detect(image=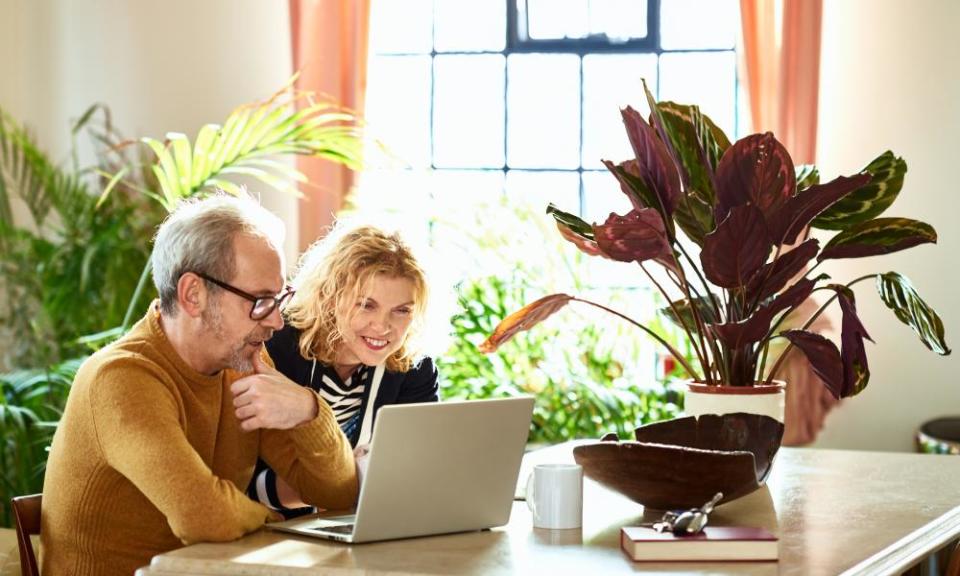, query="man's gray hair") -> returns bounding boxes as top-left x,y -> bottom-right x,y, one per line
152,193 -> 285,316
